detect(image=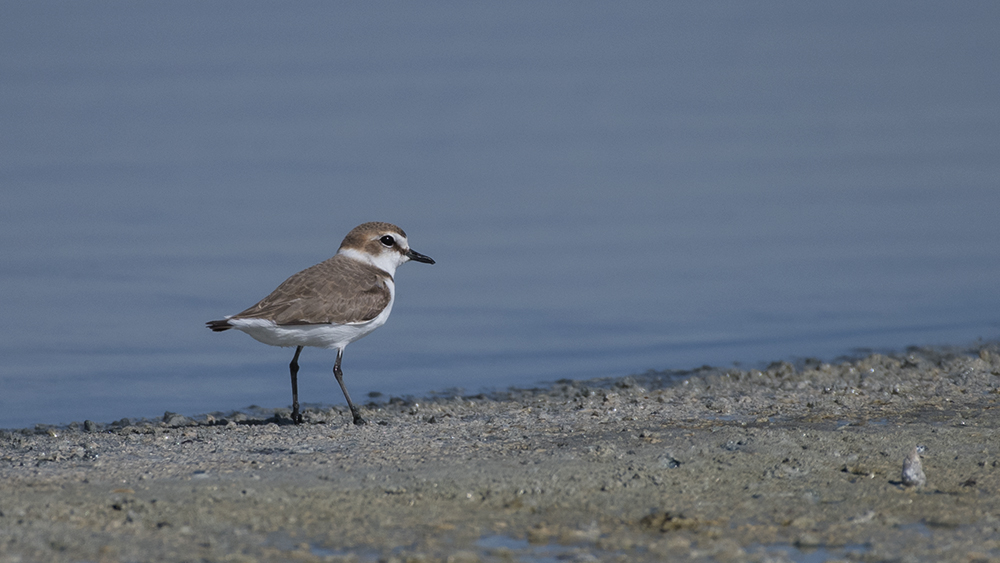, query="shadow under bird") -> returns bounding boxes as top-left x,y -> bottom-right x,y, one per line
206,222 -> 435,425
